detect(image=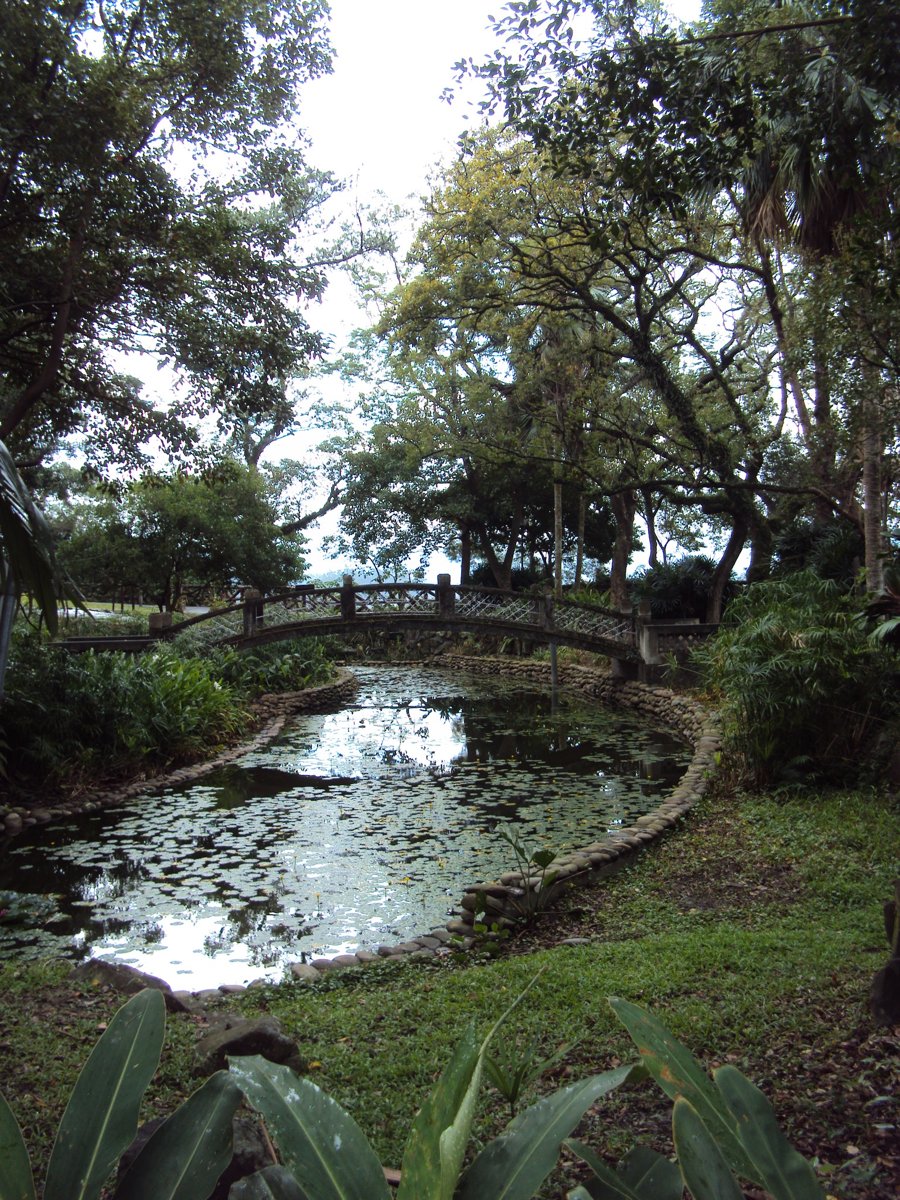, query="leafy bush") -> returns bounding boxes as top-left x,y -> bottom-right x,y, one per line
771,517 -> 865,585
207,638 -> 335,696
630,555 -> 734,620
0,987 -> 826,1200
0,636 -> 249,786
693,571 -> 900,787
